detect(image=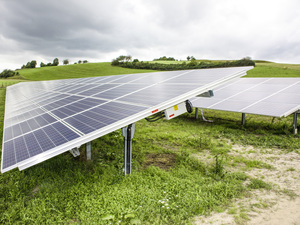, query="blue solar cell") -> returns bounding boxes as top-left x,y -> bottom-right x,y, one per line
42,124 -> 68,146
131,71 -> 183,84
29,108 -> 45,117
77,98 -> 105,107
33,129 -> 55,151
4,126 -> 13,140
59,107 -> 76,116
14,136 -> 30,162
43,103 -> 59,111
42,114 -> 57,123
52,122 -> 80,141
19,121 -> 31,134
21,112 -> 32,121
72,114 -> 107,129
111,102 -> 147,114
52,84 -> 73,92
72,102 -> 91,110
78,84 -> 117,96
87,108 -> 127,121
64,117 -> 96,134
38,94 -> 69,106
51,109 -> 68,119
60,95 -> 83,104
77,111 -> 117,126
64,104 -> 83,112
12,124 -> 22,137
24,133 -> 43,156
92,83 -> 150,99
35,115 -> 50,127
67,84 -> 97,94
27,118 -> 41,130
2,141 -> 15,169
118,94 -> 164,105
